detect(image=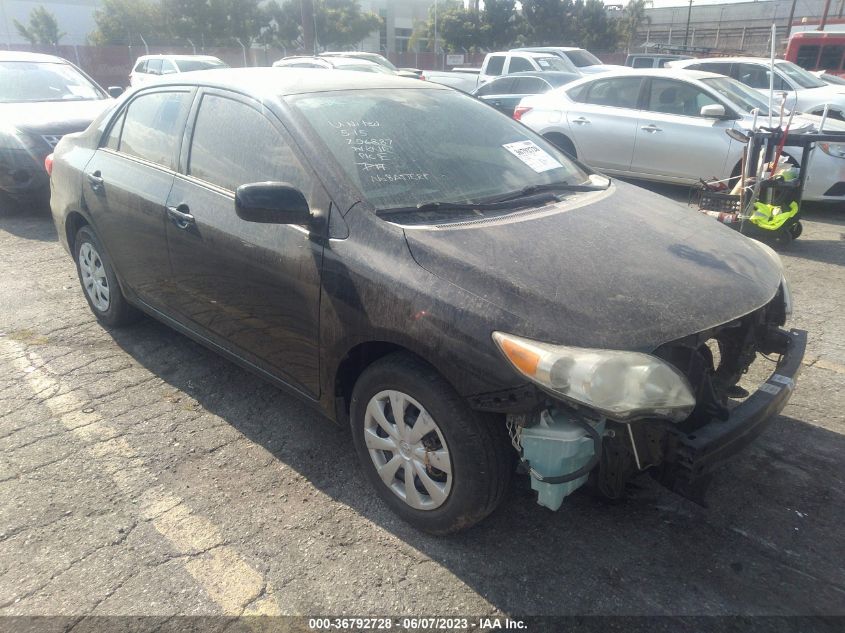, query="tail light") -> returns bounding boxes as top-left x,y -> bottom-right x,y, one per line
513,106 -> 532,122
44,153 -> 54,176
